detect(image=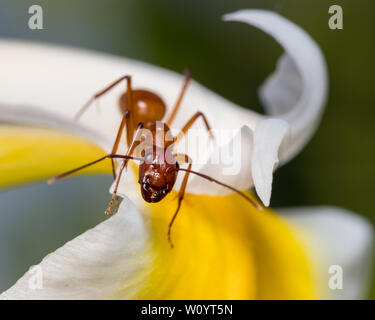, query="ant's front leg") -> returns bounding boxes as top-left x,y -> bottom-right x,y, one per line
109,110 -> 129,179
105,122 -> 144,215
168,153 -> 193,248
